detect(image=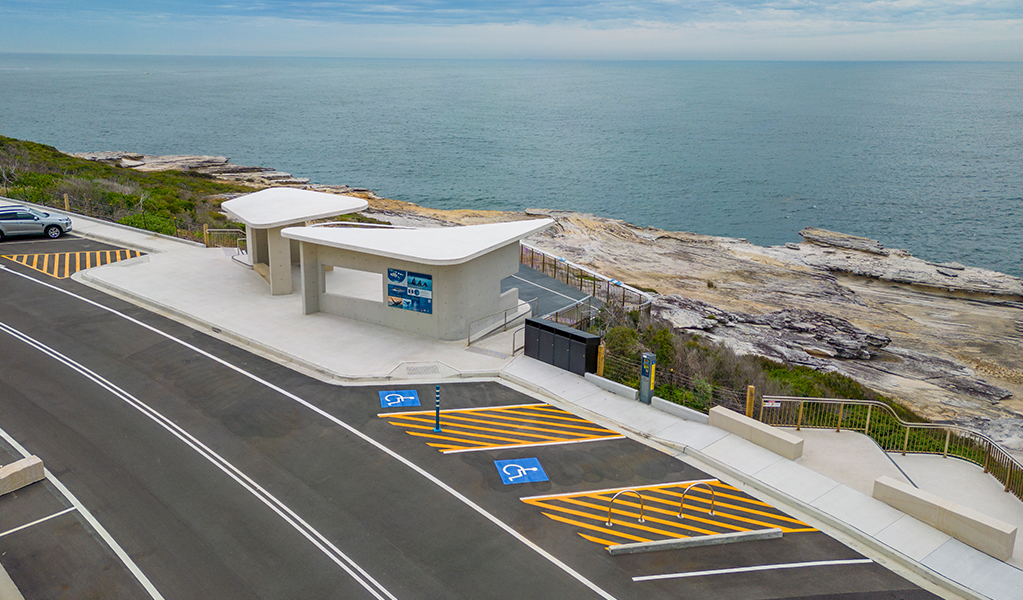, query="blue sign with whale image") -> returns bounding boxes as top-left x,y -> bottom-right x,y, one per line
495,458 -> 549,485
387,268 -> 433,314
378,390 -> 421,408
